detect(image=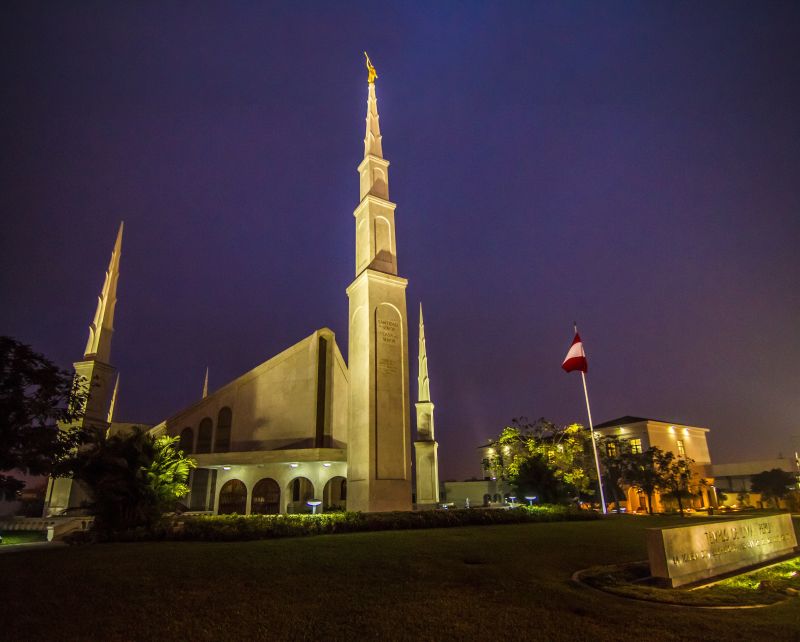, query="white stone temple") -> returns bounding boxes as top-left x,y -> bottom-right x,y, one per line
44,59 -> 440,517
